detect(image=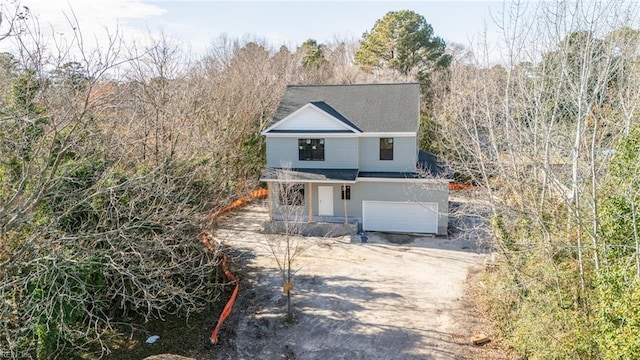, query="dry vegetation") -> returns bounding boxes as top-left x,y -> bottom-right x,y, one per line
0,3 -> 407,358
428,1 -> 640,358
2,0 -> 640,358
